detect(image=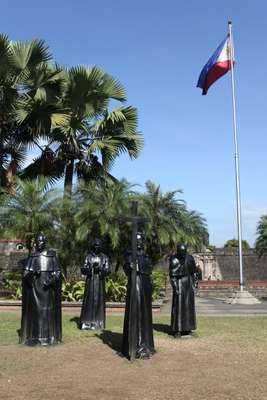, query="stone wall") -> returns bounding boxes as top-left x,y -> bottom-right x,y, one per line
194,249 -> 267,281
0,241 -> 27,273
1,241 -> 267,282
